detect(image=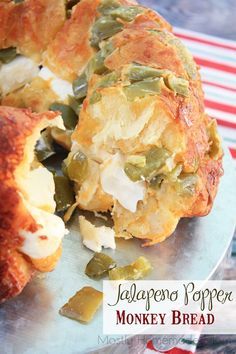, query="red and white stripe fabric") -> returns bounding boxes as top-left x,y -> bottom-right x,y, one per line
144,28 -> 236,354
145,334 -> 200,354
174,27 -> 236,168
